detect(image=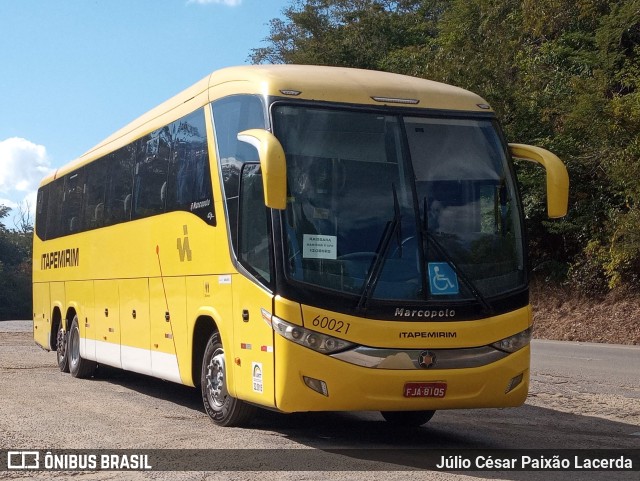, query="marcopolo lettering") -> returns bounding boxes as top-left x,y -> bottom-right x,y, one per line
394,307 -> 456,319
41,248 -> 80,270
190,199 -> 211,211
